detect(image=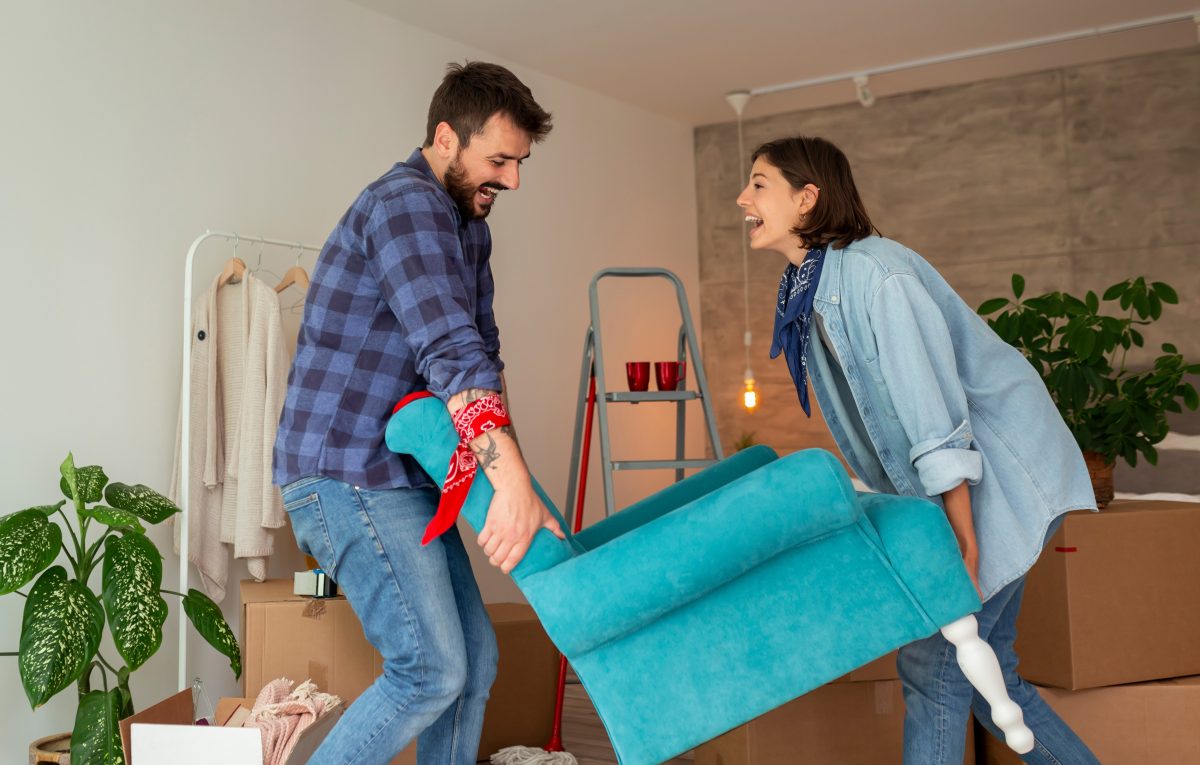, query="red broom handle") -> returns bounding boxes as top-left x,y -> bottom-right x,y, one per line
545,372 -> 596,752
